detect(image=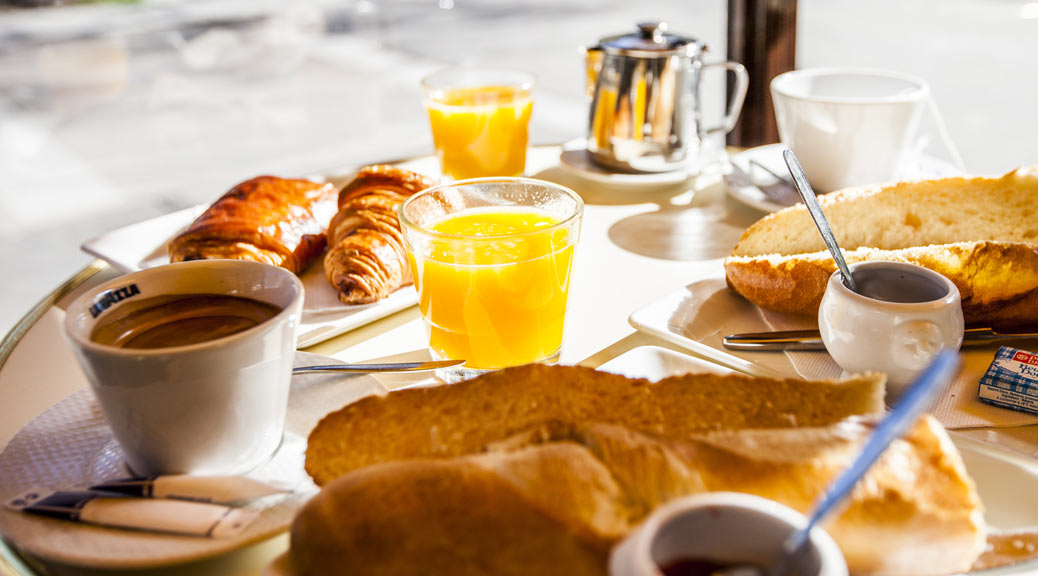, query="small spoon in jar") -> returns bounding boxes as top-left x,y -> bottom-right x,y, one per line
782,149 -> 858,293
